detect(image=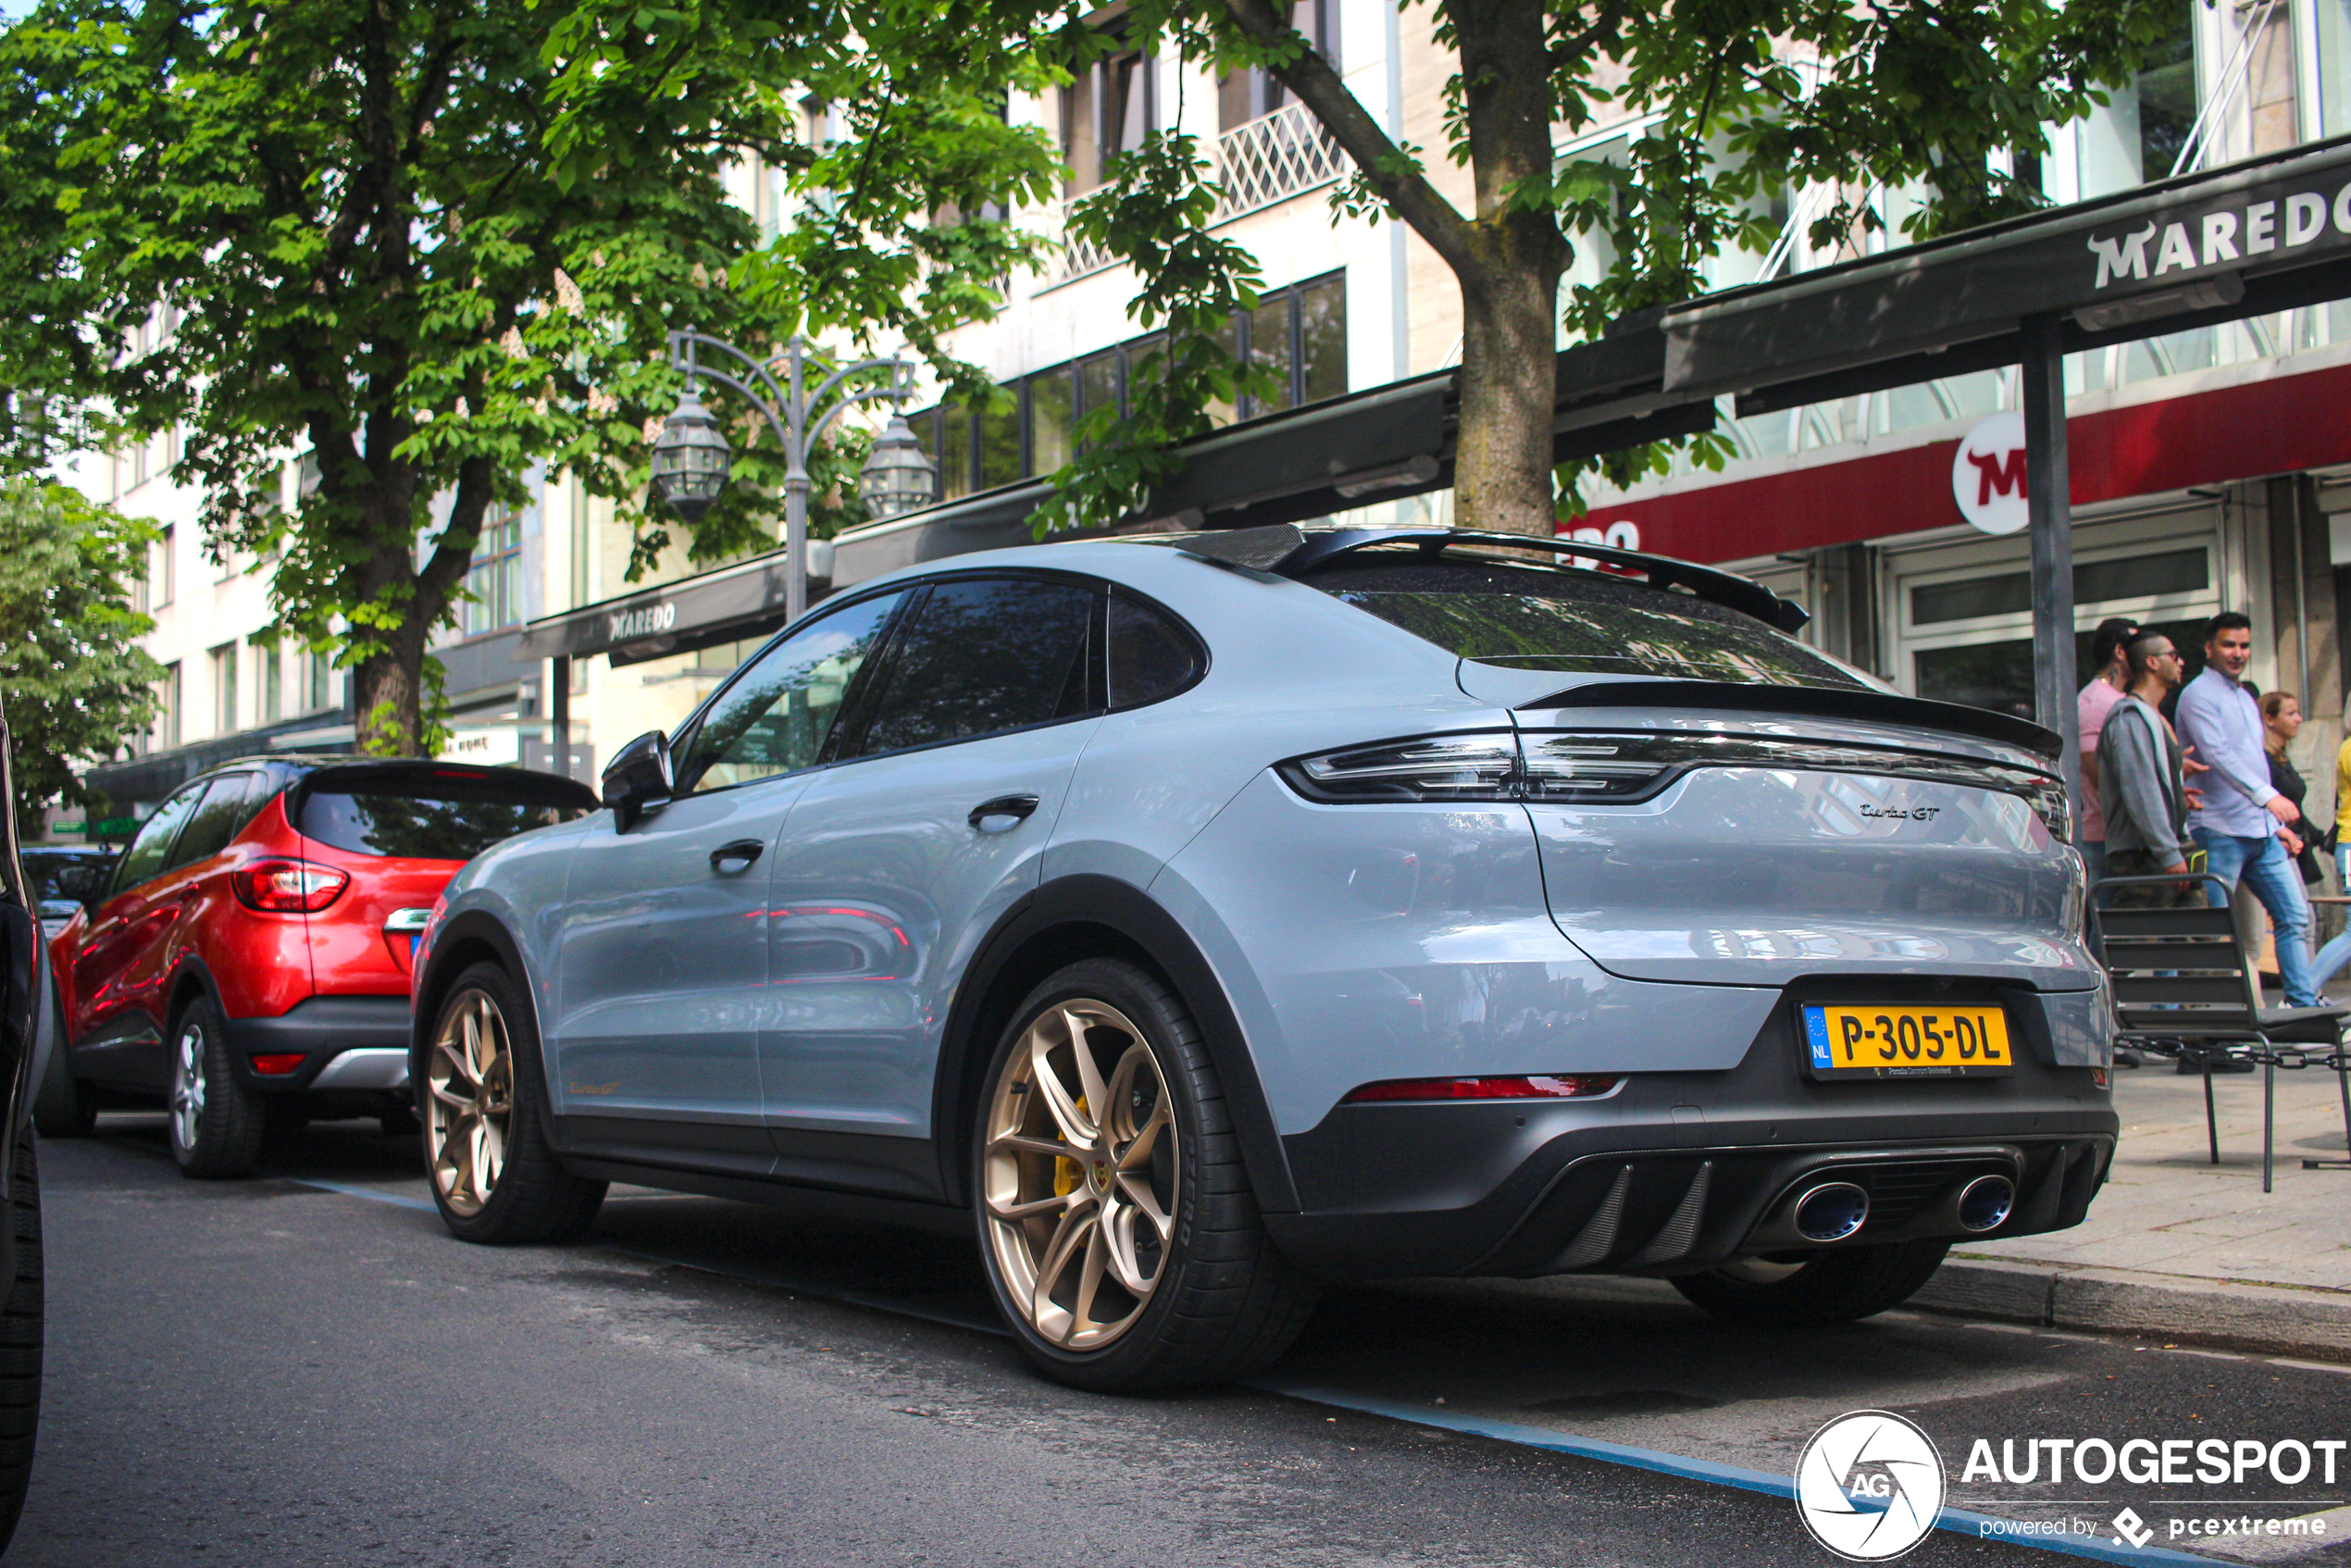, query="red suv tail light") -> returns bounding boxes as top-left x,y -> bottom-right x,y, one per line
231,859 -> 350,913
